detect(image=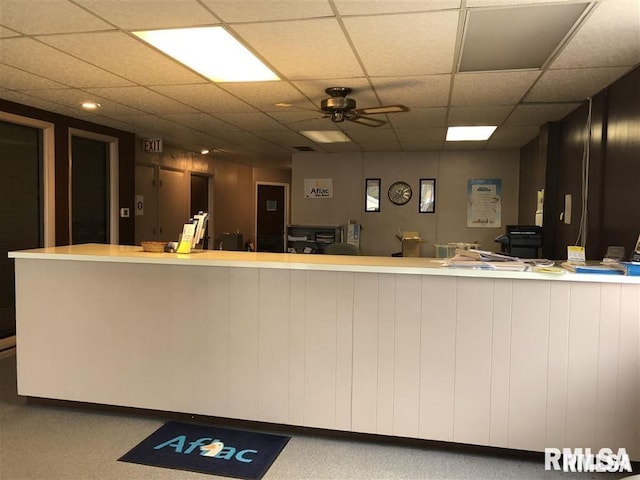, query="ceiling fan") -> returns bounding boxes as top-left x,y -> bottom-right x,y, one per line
278,87 -> 409,127
319,87 -> 409,127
